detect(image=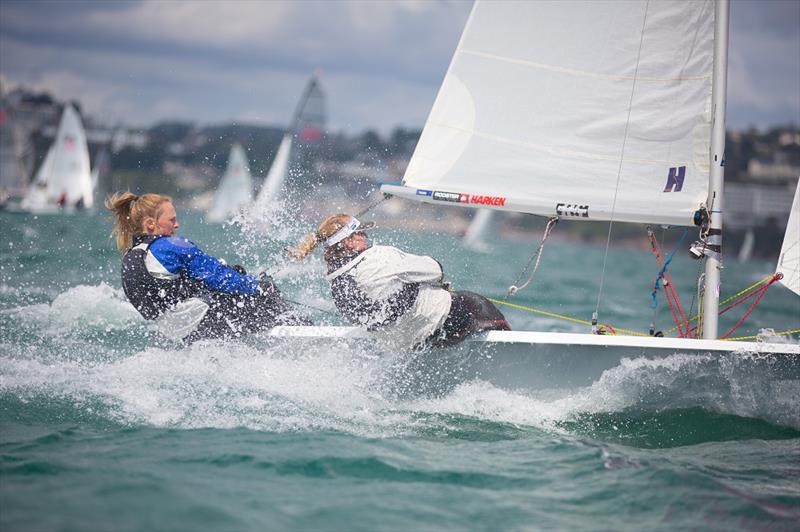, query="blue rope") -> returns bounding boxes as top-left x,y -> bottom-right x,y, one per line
650,229 -> 689,309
